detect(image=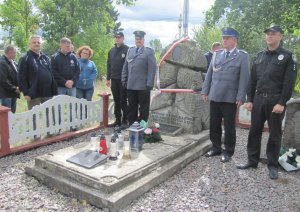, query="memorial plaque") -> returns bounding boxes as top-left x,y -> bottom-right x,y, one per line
66,149 -> 107,169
